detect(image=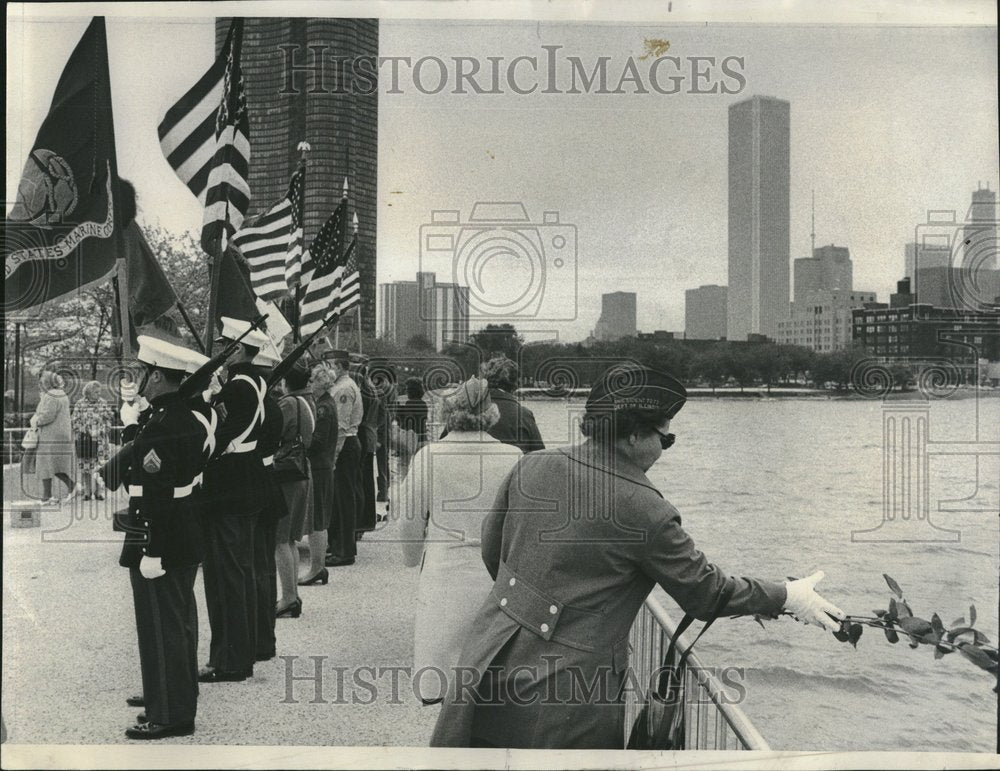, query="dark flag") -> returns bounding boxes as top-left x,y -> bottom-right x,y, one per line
216,244 -> 260,325
4,17 -> 134,312
232,164 -> 305,300
157,18 -> 250,253
124,221 -> 177,327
